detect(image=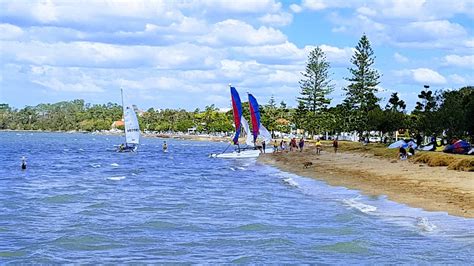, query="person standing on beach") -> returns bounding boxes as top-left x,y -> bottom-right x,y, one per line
298,137 -> 304,152
262,140 -> 266,153
315,138 -> 322,155
333,137 -> 338,153
273,140 -> 279,153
